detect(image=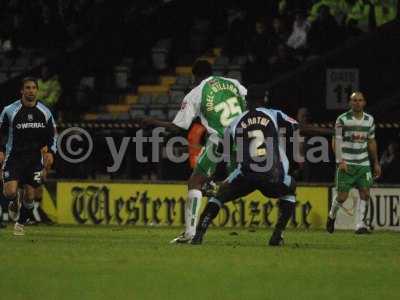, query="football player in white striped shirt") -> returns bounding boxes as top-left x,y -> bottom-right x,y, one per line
327,92 -> 381,234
